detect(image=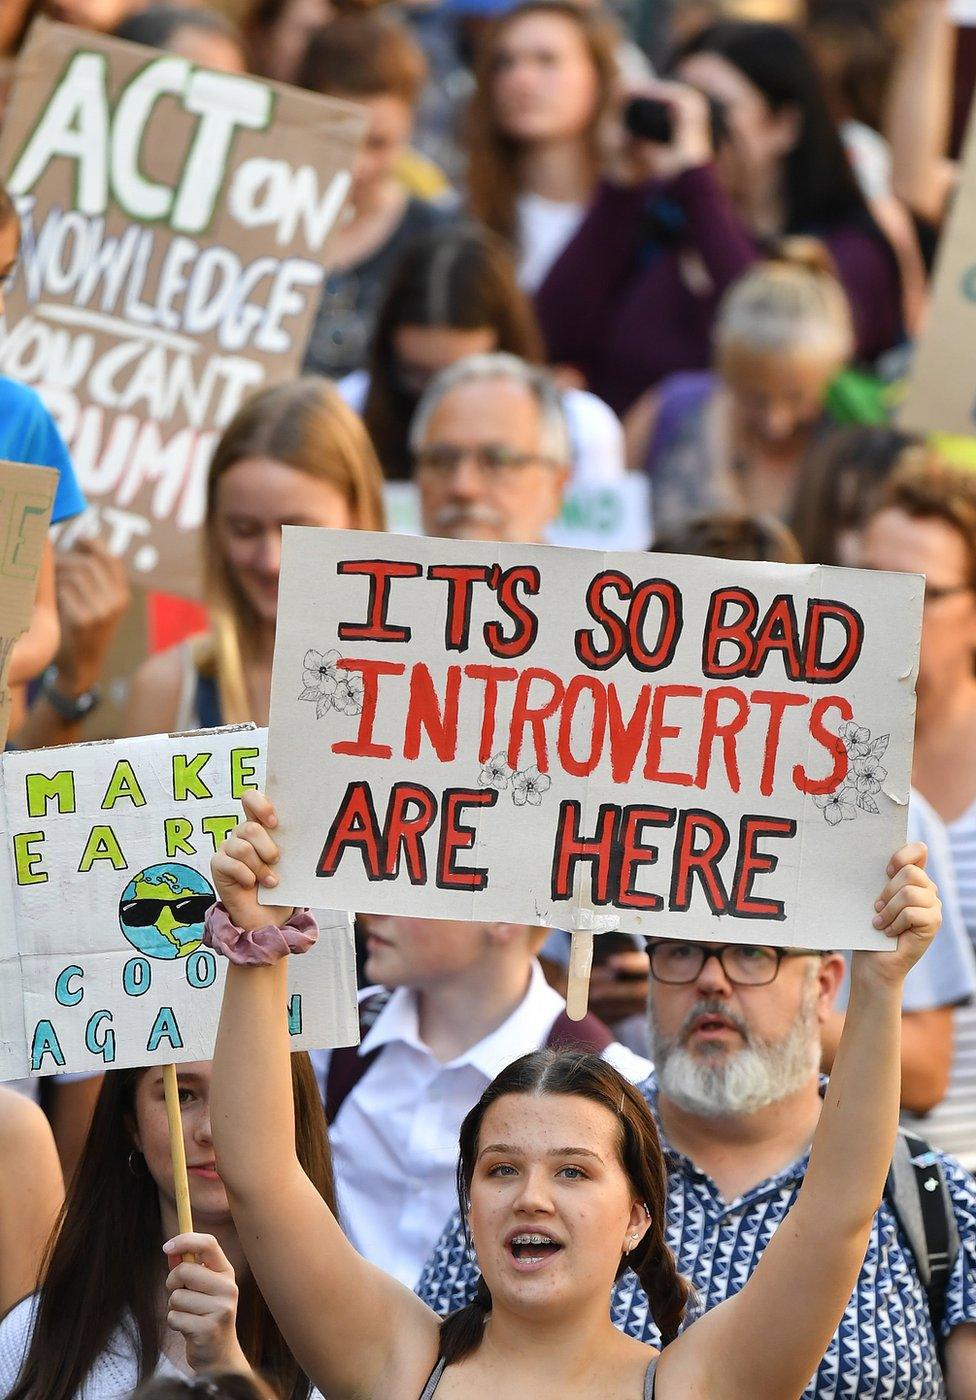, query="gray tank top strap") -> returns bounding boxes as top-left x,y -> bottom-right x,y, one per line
418,1354 -> 657,1398
419,1356 -> 447,1399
